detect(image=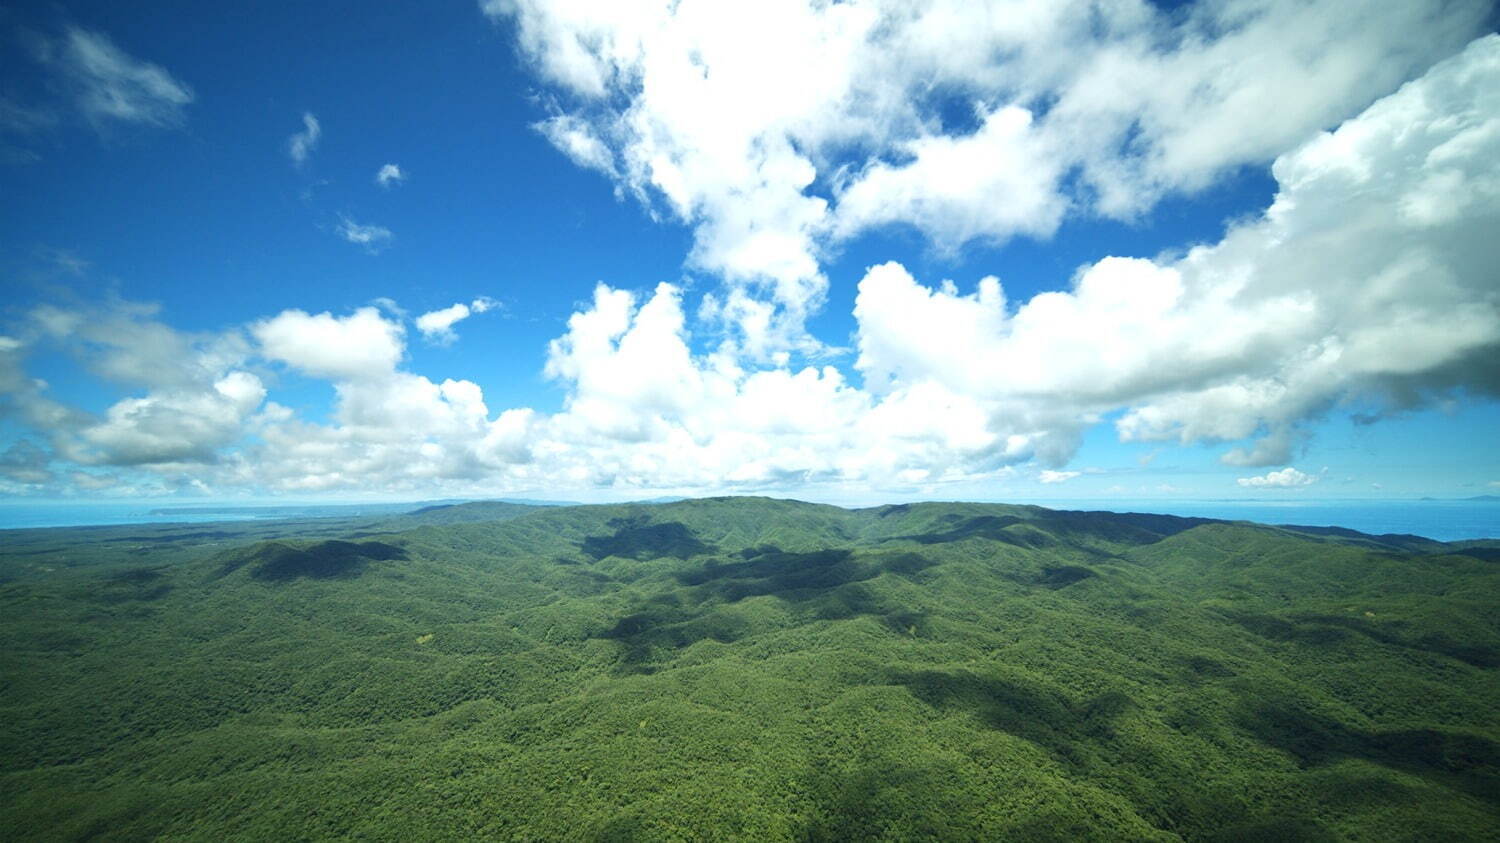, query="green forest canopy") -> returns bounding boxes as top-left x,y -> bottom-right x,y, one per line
1,497 -> 1497,840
